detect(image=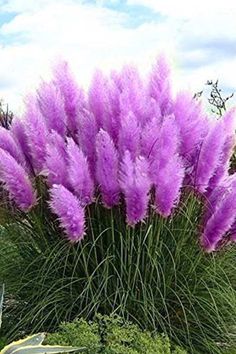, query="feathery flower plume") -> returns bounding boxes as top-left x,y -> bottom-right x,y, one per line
201,176 -> 236,252
49,184 -> 85,243
149,115 -> 180,179
88,70 -> 111,131
194,120 -> 225,193
107,73 -> 121,138
77,109 -> 98,177
118,111 -> 140,160
154,157 -> 184,217
11,118 -> 31,161
140,117 -> 161,159
120,151 -> 151,225
150,116 -> 184,216
203,176 -> 231,226
44,131 -> 69,188
207,135 -> 236,192
96,129 -> 120,207
67,138 -> 94,205
0,148 -> 37,211
119,65 -> 149,125
37,81 -> 66,136
0,126 -> 26,166
53,60 -> 86,136
148,55 -> 172,116
207,109 -> 236,192
24,96 -> 48,173
173,91 -> 209,163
